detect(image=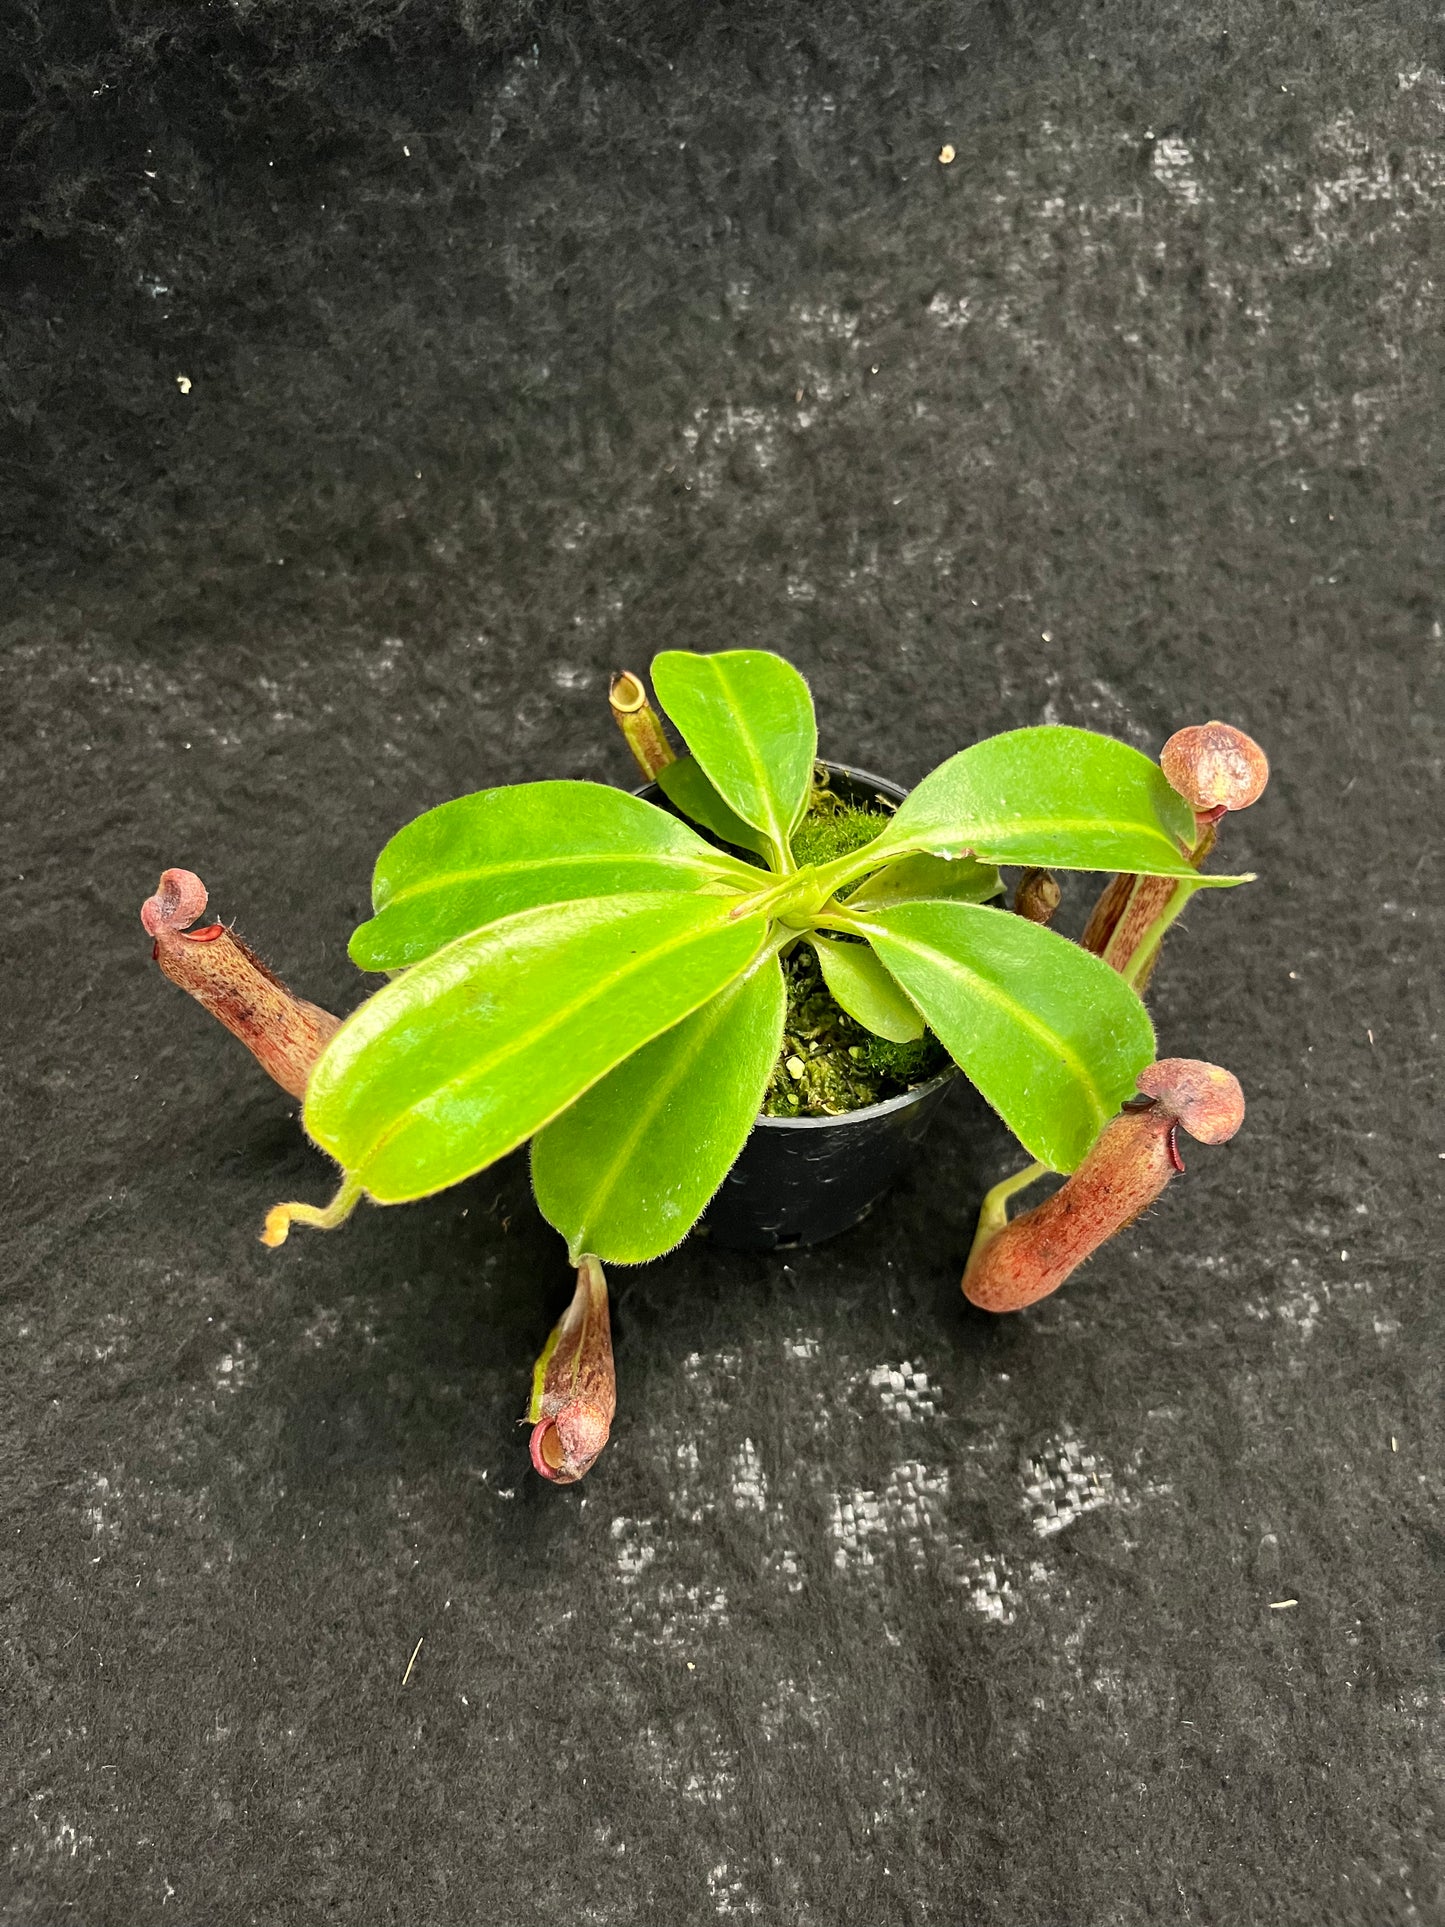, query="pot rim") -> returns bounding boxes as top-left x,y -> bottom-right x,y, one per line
807,760 -> 912,801
753,1060 -> 958,1131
